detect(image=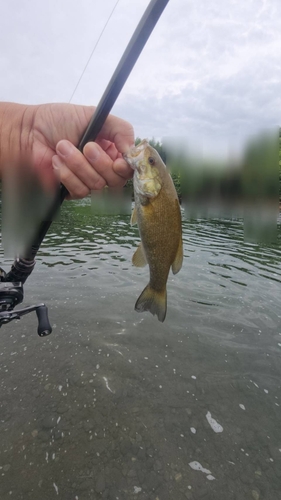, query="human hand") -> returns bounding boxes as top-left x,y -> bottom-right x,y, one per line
0,102 -> 134,199
32,103 -> 135,198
